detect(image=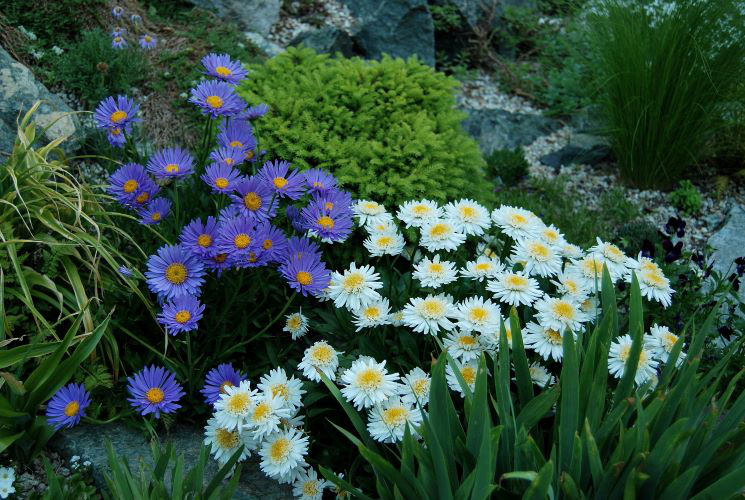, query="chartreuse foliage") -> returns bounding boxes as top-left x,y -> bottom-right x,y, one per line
238,47 -> 492,207
323,269 -> 745,499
